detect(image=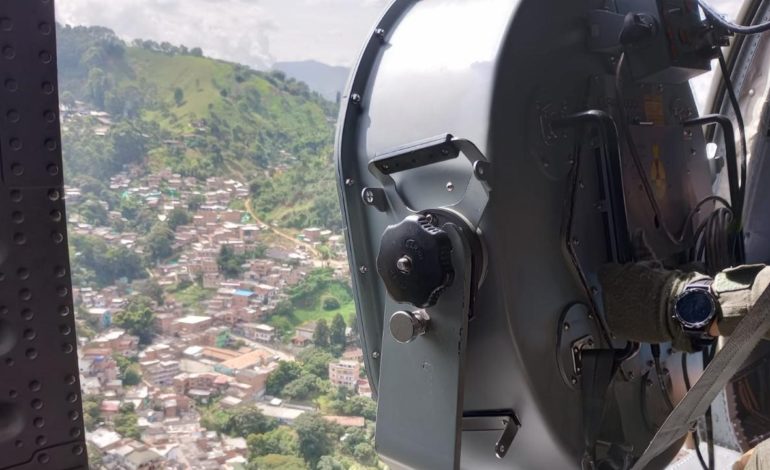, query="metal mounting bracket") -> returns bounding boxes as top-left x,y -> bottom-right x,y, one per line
376,224 -> 474,470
